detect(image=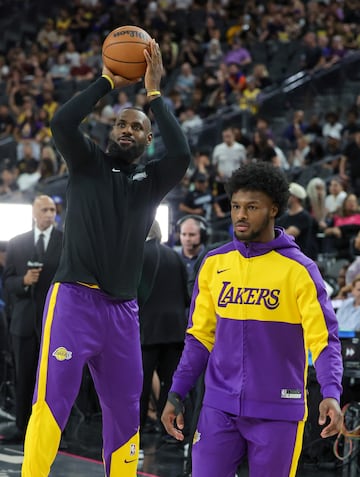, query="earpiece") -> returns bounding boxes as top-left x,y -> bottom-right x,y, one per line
176,215 -> 208,244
